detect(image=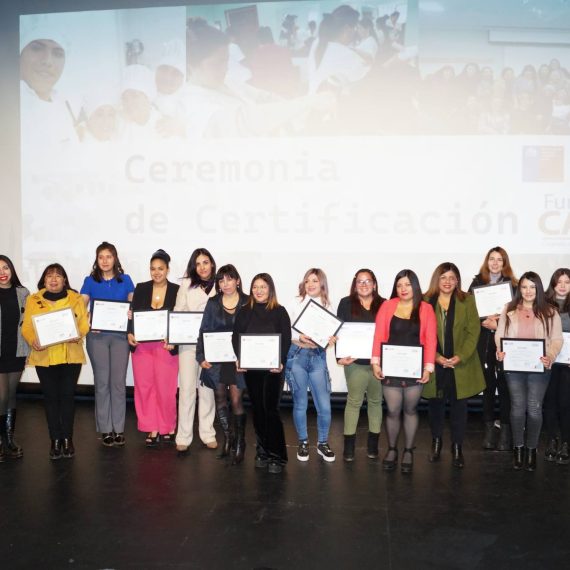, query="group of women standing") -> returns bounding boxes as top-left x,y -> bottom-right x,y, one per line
0,245 -> 569,475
